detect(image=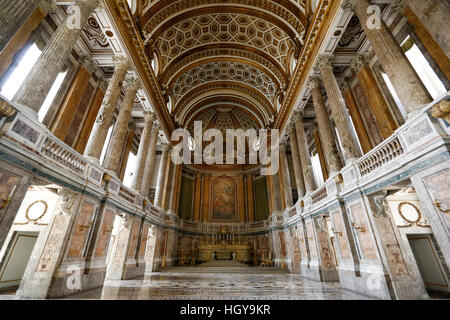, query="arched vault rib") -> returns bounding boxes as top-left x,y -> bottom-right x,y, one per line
142,1 -> 307,39
169,61 -> 279,105
183,97 -> 266,129
175,87 -> 274,126
160,46 -> 287,88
